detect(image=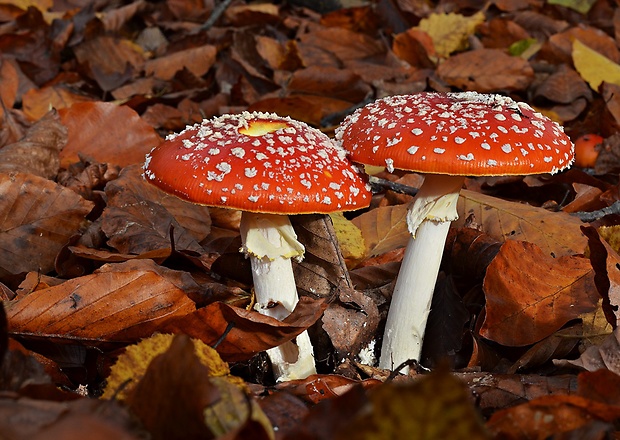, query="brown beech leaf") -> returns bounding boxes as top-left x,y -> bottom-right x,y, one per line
554,327 -> 620,374
444,227 -> 502,282
291,214 -> 353,299
486,394 -> 620,439
161,297 -> 328,362
99,165 -> 210,256
58,101 -> 162,168
0,397 -> 141,440
582,225 -> 620,328
481,240 -> 597,346
298,26 -> 384,62
0,109 -> 66,179
577,369 -> 620,406
392,28 -> 436,69
0,173 -> 94,282
5,259 -> 196,345
287,66 -> 371,103
22,86 -> 95,121
351,203 -> 409,258
456,189 -> 588,257
144,45 -> 217,81
436,48 -> 534,92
